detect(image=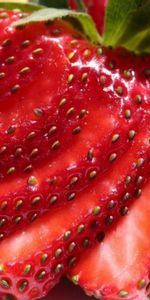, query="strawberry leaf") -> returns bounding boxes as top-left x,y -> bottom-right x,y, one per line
0,2 -> 42,12
31,0 -> 86,11
13,8 -> 101,44
32,0 -> 68,9
103,0 -> 150,53
67,0 -> 87,11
